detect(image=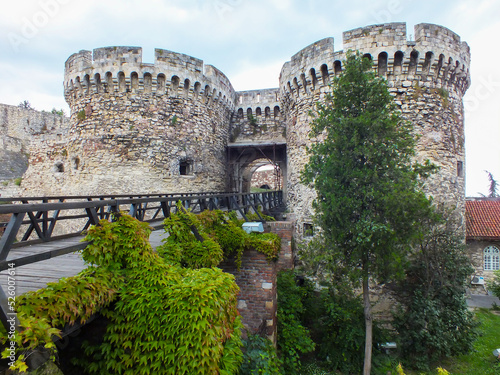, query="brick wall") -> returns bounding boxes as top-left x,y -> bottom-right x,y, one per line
218,220 -> 294,344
